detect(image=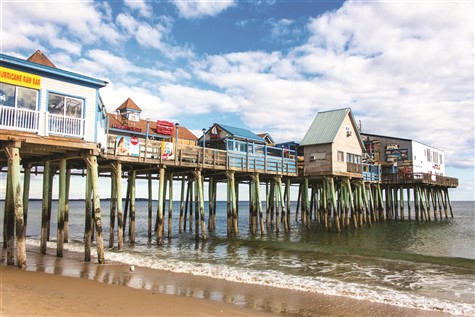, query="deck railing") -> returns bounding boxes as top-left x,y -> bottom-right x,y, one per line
0,105 -> 39,133
381,172 -> 458,187
105,135 -> 298,175
47,113 -> 84,138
